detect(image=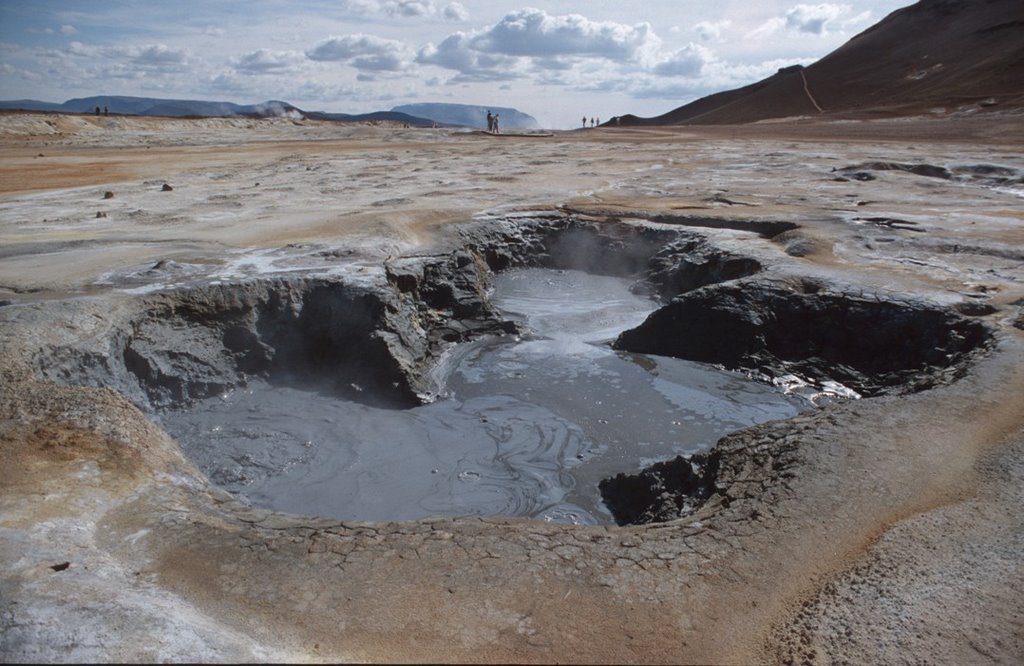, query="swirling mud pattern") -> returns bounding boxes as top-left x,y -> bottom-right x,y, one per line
162,268 -> 807,524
